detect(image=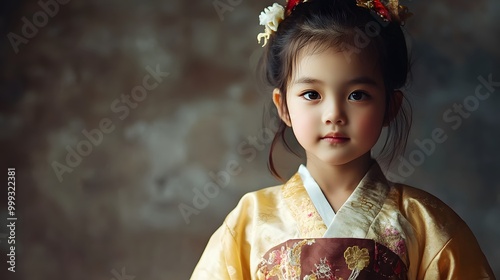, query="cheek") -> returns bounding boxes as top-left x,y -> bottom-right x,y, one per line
289,111 -> 317,142
291,115 -> 313,133
356,109 -> 384,139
